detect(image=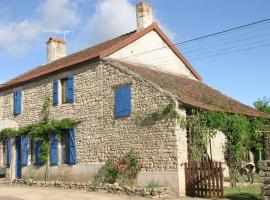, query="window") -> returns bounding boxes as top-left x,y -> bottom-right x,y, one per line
4,138 -> 12,167
52,76 -> 74,105
61,78 -> 68,104
13,90 -> 22,115
35,140 -> 42,165
60,76 -> 74,104
115,85 -> 131,117
61,130 -> 70,164
30,138 -> 36,165
2,140 -> 7,166
61,128 -> 76,165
